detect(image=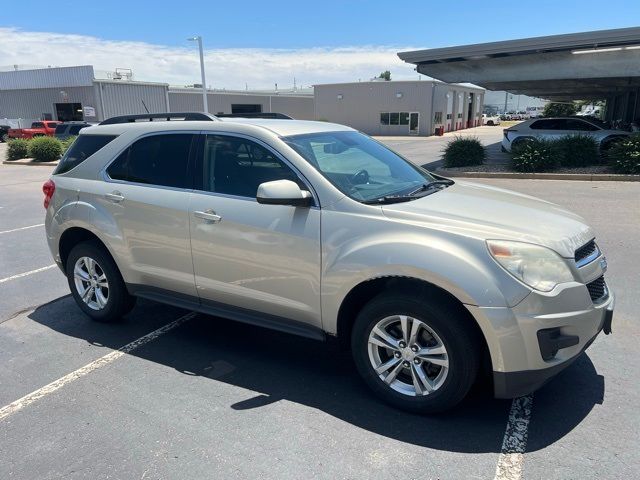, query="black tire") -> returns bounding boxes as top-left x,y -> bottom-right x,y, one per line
65,240 -> 136,322
511,137 -> 534,150
351,292 -> 480,414
487,120 -> 494,126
